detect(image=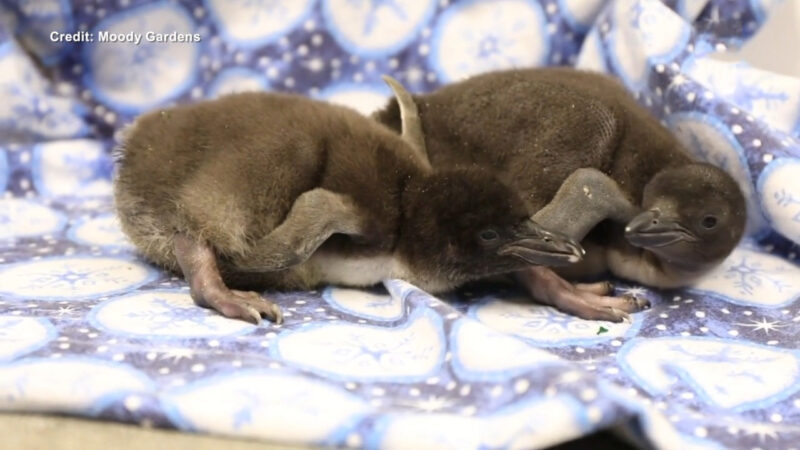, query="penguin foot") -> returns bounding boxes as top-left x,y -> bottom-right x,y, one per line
573,281 -> 614,296
199,288 -> 283,325
173,233 -> 283,325
515,267 -> 650,323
